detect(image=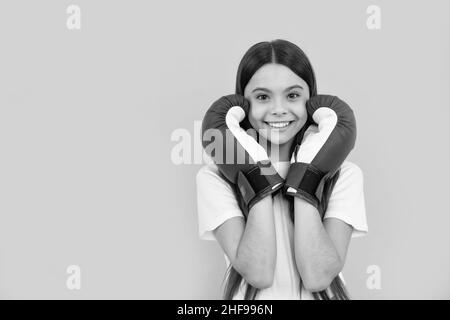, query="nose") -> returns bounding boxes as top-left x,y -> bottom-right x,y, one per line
270,100 -> 288,116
